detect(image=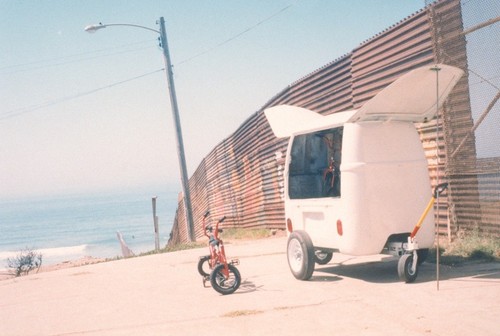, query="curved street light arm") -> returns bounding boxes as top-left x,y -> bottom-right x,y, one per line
84,23 -> 160,34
